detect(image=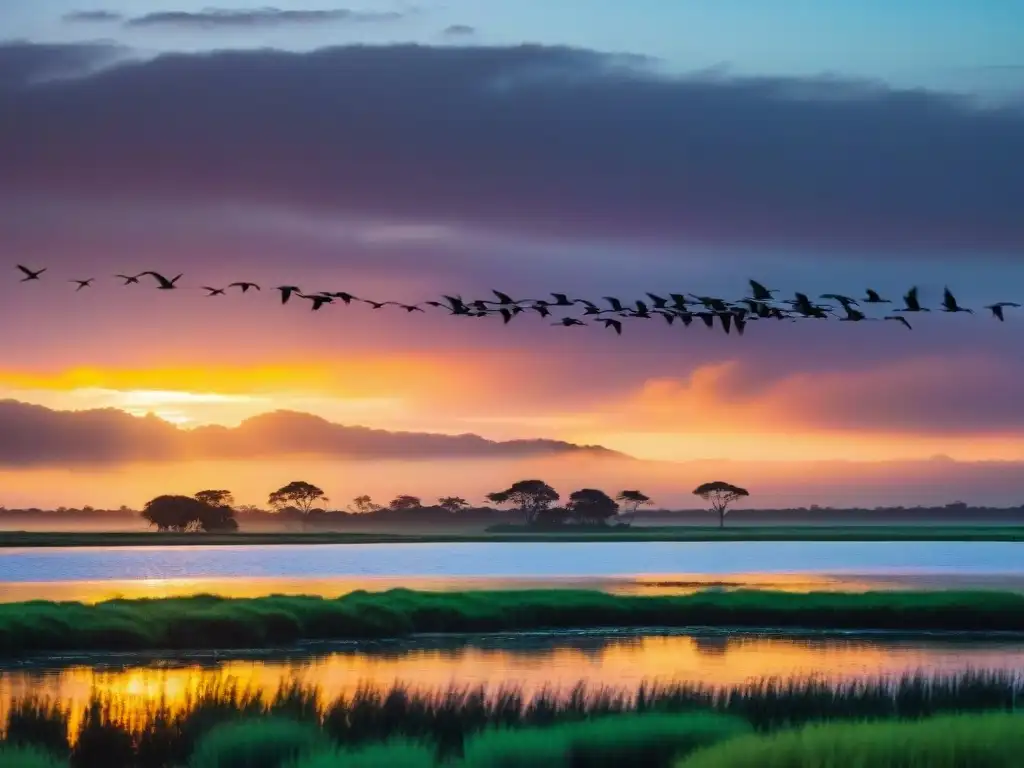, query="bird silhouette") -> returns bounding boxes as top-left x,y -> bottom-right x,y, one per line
364,300 -> 389,310
398,303 -> 425,313
529,304 -> 551,317
70,279 -> 94,291
276,285 -> 301,304
985,302 -> 1021,321
16,265 -> 45,282
550,293 -> 575,307
553,317 -> 586,327
646,293 -> 669,309
497,308 -> 514,324
229,282 -> 260,293
202,286 -> 227,296
863,289 -> 891,304
298,293 -> 333,311
115,273 -> 140,285
442,295 -> 471,315
941,287 -> 972,314
821,293 -> 858,307
749,280 -> 777,301
897,287 -> 929,312
323,291 -> 359,304
139,271 -> 181,290
839,306 -> 867,322
490,290 -> 516,305
603,296 -> 626,312
885,315 -> 913,330
602,318 -> 623,335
